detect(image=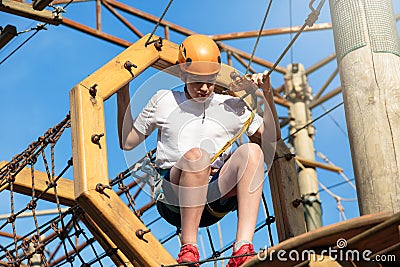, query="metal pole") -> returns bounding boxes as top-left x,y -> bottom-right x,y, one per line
329,0 -> 400,215
285,63 -> 322,230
